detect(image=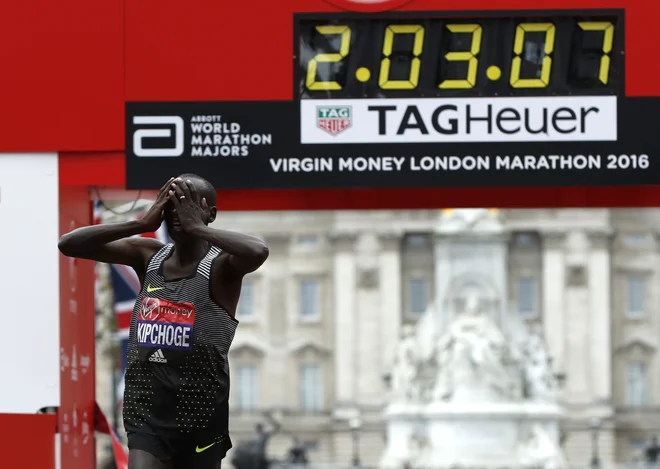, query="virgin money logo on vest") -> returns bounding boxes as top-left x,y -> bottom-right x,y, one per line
140,297 -> 195,321
138,298 -> 195,350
